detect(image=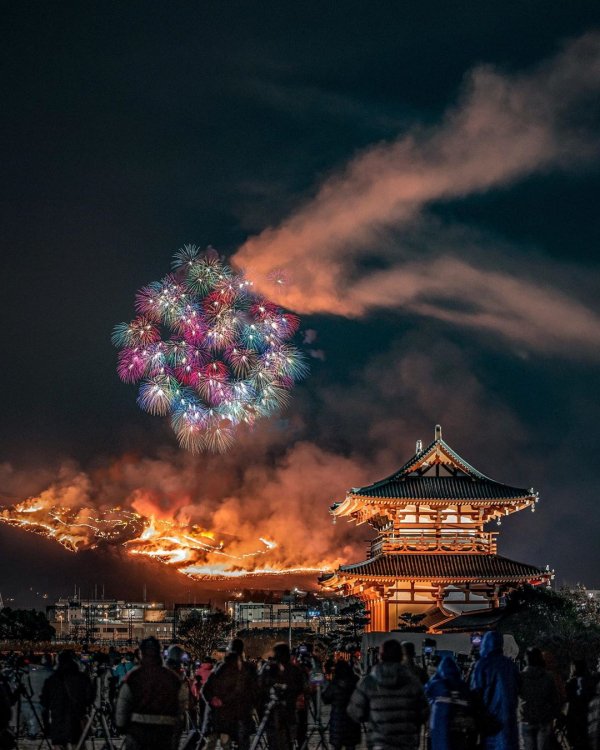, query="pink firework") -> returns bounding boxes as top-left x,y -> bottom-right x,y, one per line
112,245 -> 307,452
